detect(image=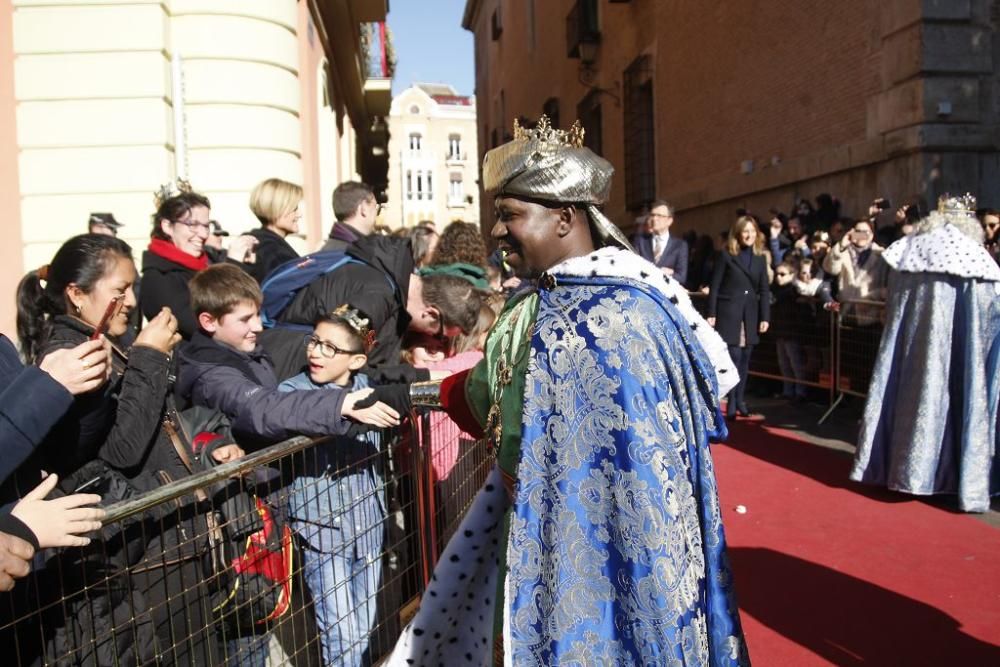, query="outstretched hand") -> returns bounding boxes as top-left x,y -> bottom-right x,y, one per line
343,388 -> 401,428
11,474 -> 105,548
